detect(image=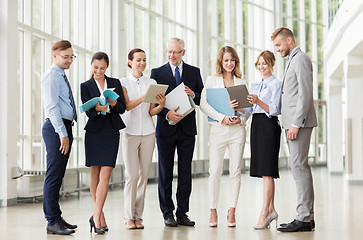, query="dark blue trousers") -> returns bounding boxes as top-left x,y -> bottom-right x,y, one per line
156,126 -> 195,218
42,119 -> 73,225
